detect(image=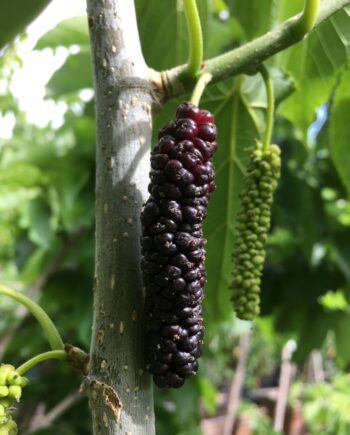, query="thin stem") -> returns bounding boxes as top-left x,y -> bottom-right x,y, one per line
293,0 -> 320,40
0,284 -> 64,351
16,350 -> 67,375
190,72 -> 212,106
183,0 -> 203,78
258,65 -> 274,150
162,0 -> 348,100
